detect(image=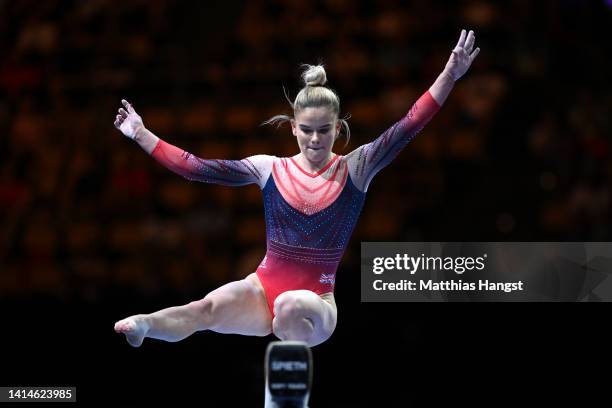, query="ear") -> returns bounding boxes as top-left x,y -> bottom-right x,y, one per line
335,119 -> 341,140
290,118 -> 297,137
